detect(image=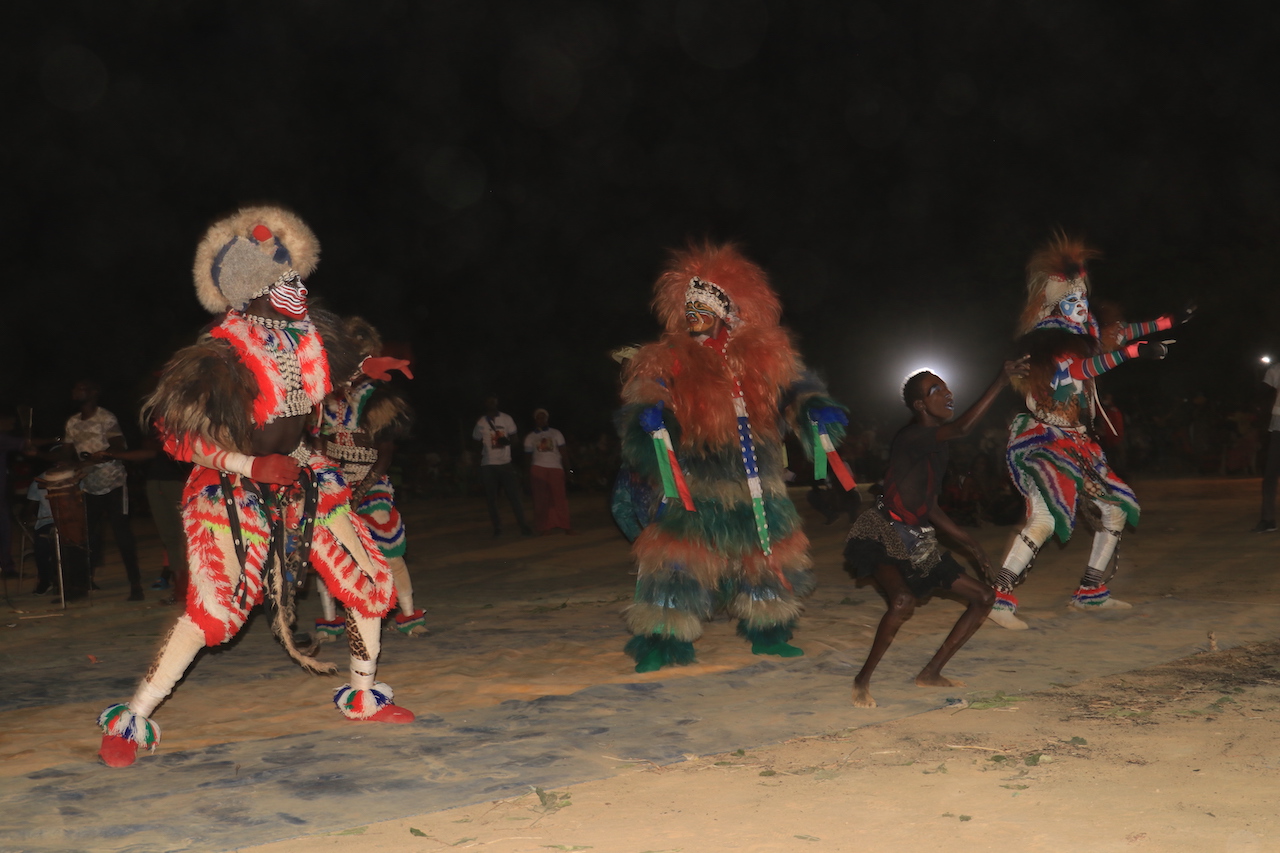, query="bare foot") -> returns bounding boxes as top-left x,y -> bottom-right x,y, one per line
915,672 -> 966,688
852,681 -> 877,708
